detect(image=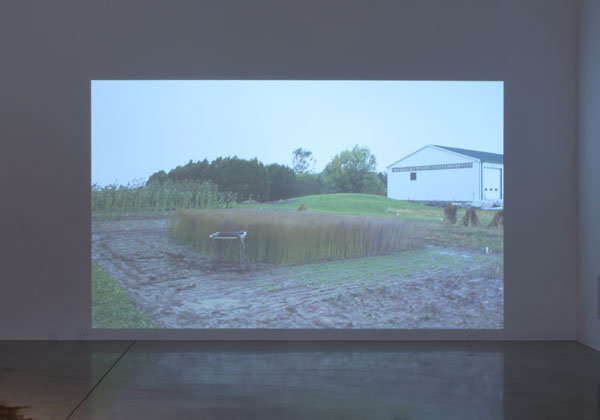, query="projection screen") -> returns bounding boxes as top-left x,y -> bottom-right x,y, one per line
91,80 -> 504,330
